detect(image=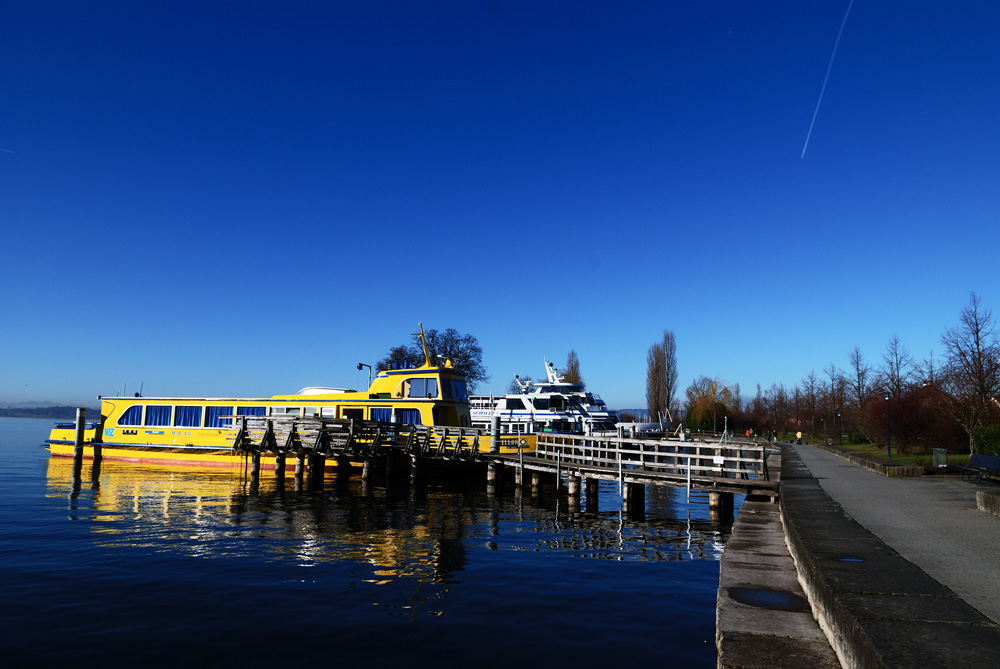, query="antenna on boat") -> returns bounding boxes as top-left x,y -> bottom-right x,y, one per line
412,323 -> 432,367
